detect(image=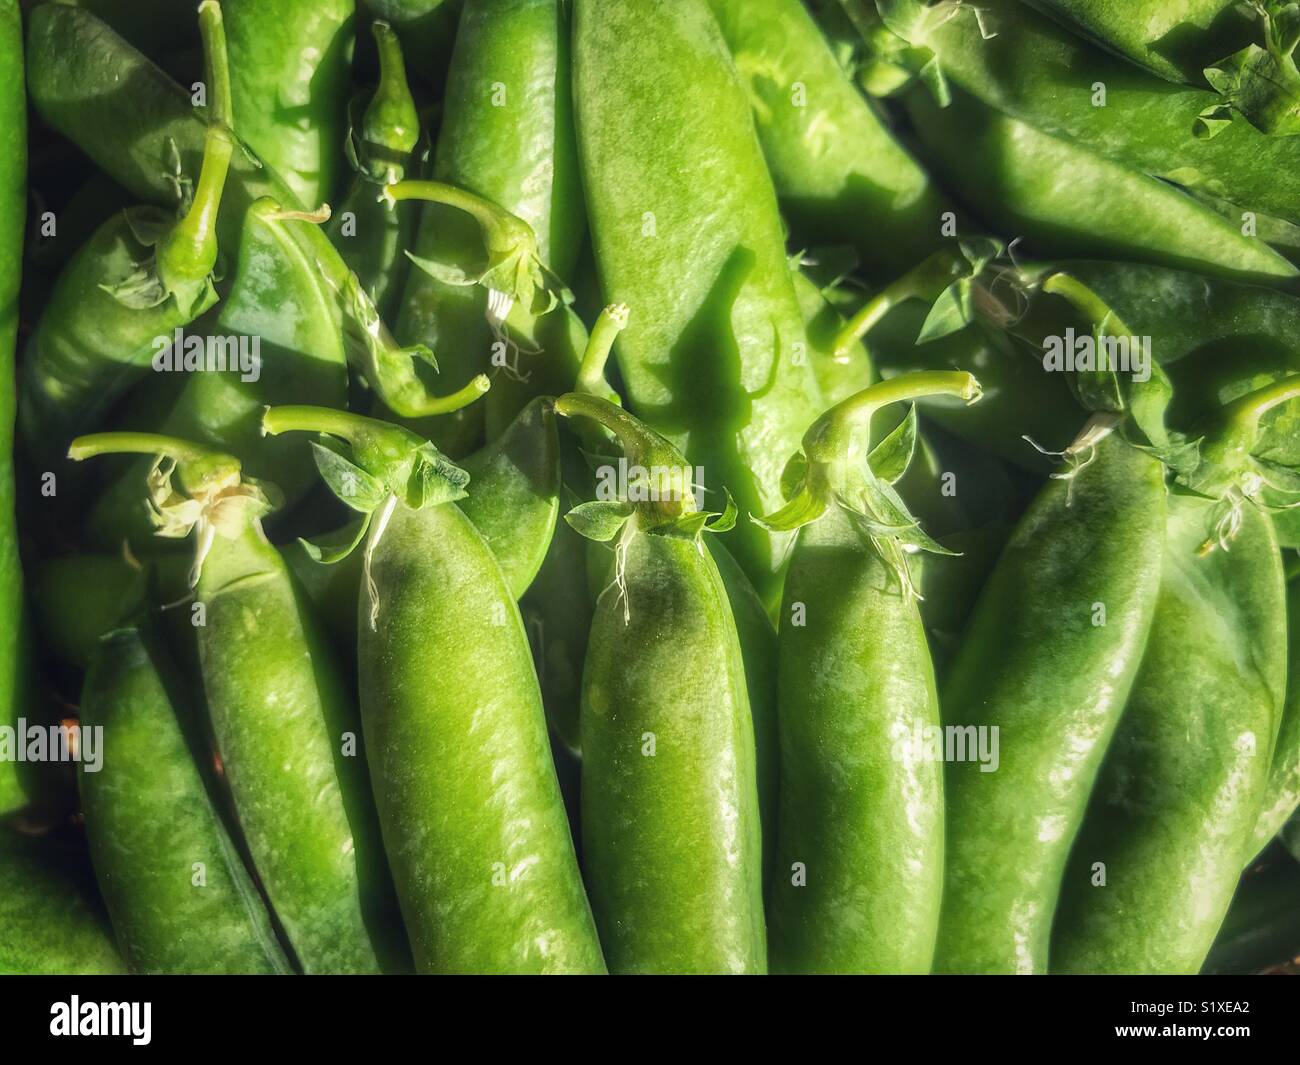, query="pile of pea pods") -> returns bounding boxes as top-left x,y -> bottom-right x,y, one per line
2,0 -> 1300,978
